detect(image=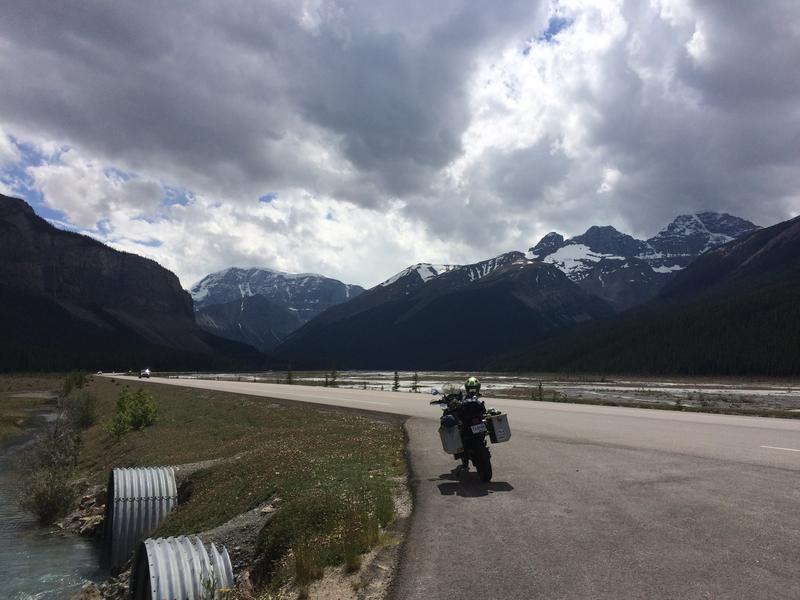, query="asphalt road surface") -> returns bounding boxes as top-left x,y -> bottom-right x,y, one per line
114,376 -> 800,599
